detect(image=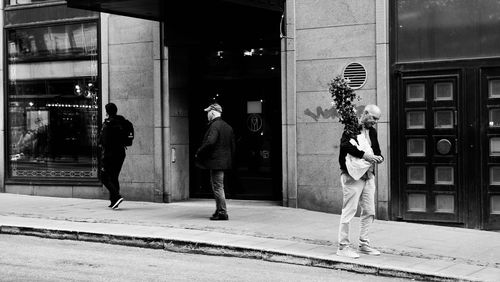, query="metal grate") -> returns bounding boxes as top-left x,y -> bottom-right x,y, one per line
342,62 -> 367,90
